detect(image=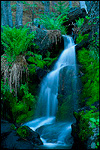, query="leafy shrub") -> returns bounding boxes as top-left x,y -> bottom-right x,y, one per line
1,25 -> 36,62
